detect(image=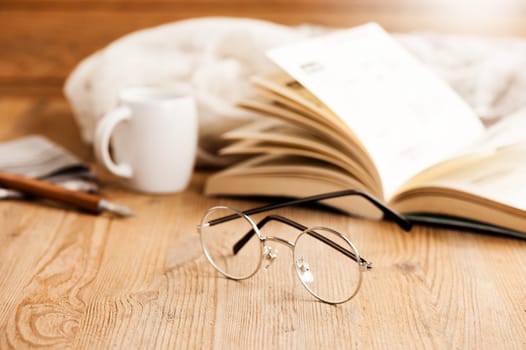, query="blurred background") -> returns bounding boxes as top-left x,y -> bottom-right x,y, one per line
1,0 -> 525,97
